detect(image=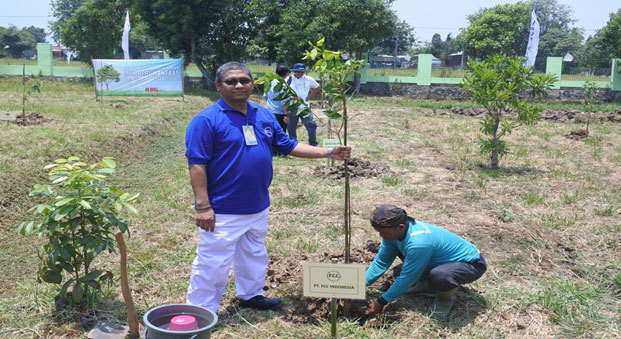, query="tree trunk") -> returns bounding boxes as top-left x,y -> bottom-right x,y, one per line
491,116 -> 500,169
195,61 -> 214,89
191,38 -> 214,89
